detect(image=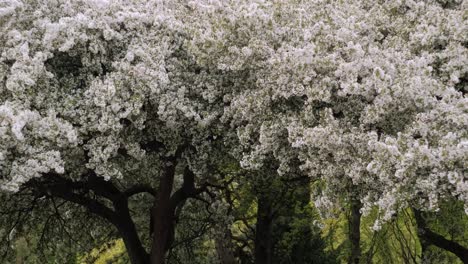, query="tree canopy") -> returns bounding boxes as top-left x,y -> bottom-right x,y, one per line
0,0 -> 466,263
